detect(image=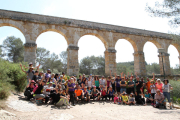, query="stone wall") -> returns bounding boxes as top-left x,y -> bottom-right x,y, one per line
0,9 -> 173,40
